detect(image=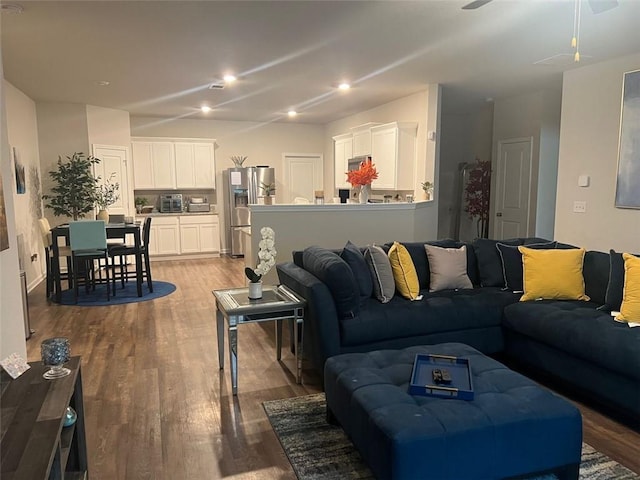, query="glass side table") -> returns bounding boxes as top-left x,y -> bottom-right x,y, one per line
212,284 -> 305,395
